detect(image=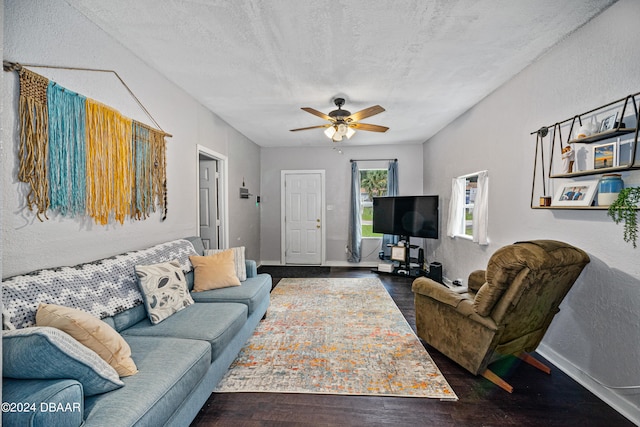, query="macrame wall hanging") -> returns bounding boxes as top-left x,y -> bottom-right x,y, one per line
3,61 -> 170,224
